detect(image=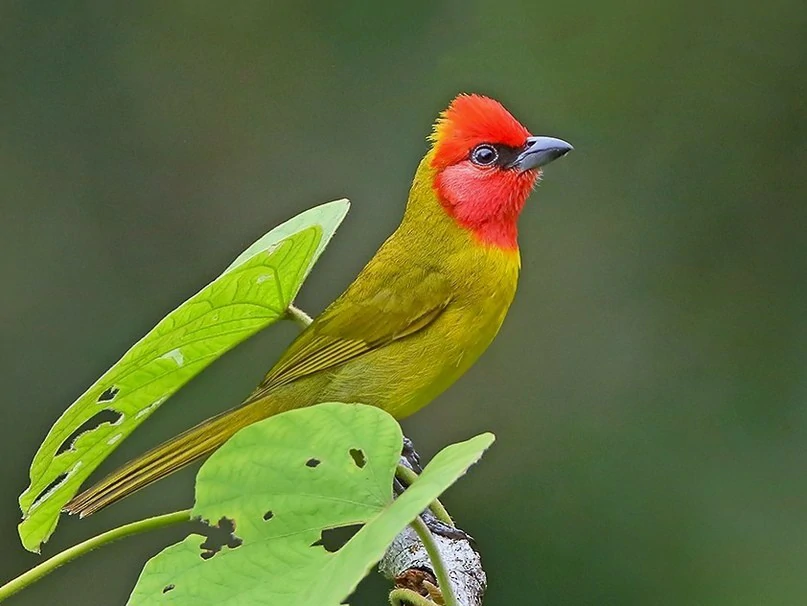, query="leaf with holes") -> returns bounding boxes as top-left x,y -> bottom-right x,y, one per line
18,200 -> 350,553
128,402 -> 494,606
